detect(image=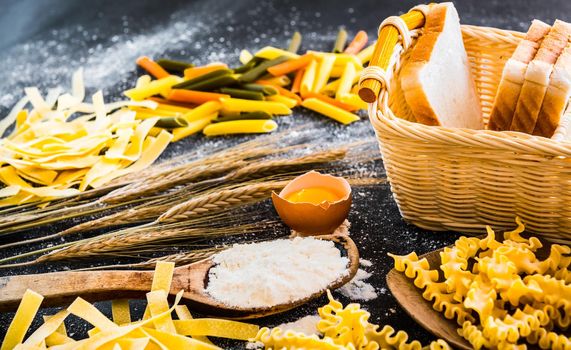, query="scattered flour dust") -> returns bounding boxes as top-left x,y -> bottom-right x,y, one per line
337,259 -> 378,301
276,315 -> 322,335
206,237 -> 349,308
290,220 -> 378,301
